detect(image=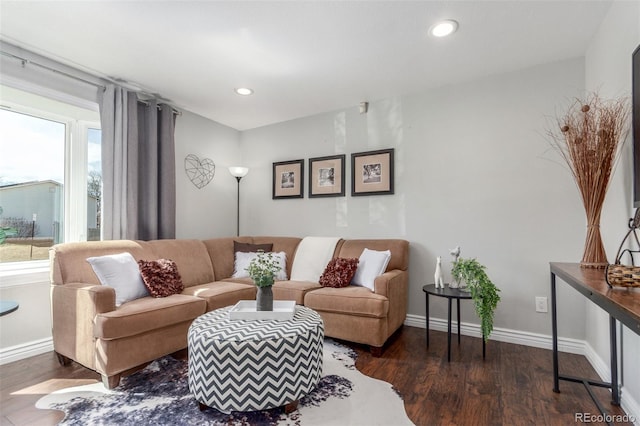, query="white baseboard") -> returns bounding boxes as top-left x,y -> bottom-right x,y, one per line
405,314 -> 639,425
582,341 -> 640,426
621,389 -> 640,426
404,314 -> 584,354
0,337 -> 53,365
